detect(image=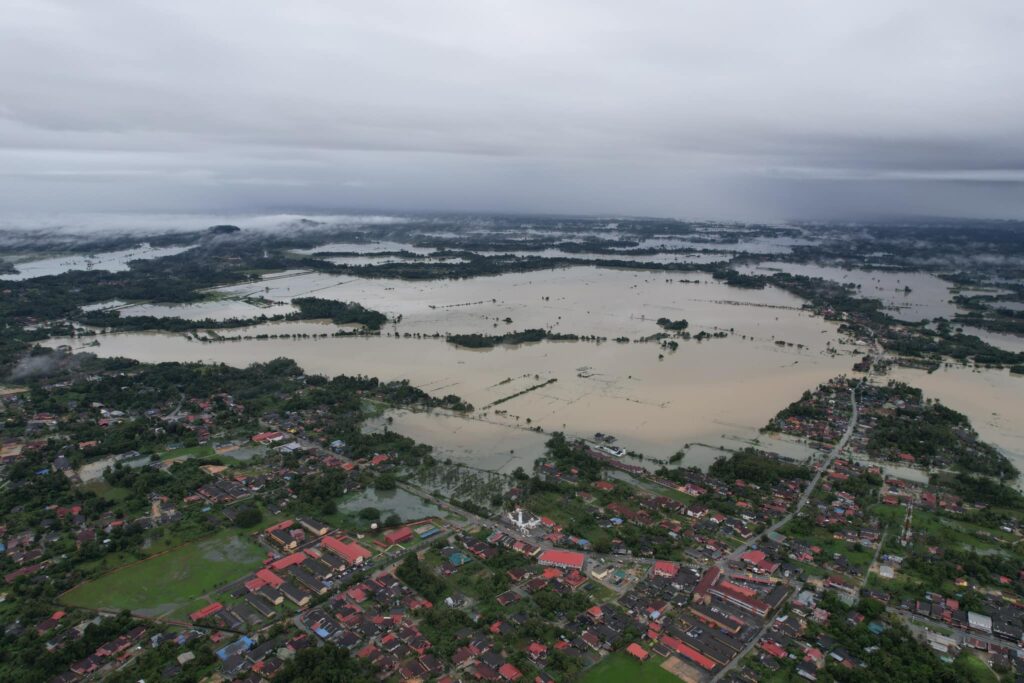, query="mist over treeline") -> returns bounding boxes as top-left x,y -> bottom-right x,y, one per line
2,211 -> 1024,256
